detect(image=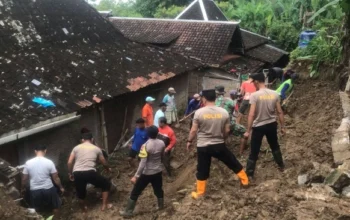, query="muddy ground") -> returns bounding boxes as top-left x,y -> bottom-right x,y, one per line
5,80 -> 350,220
